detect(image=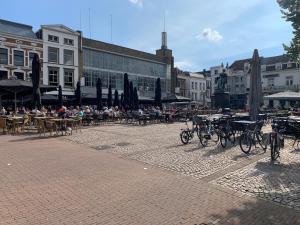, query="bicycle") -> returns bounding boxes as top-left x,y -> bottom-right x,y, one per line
239,121 -> 266,154
217,118 -> 236,148
269,123 -> 285,161
198,119 -> 219,147
180,116 -> 204,144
